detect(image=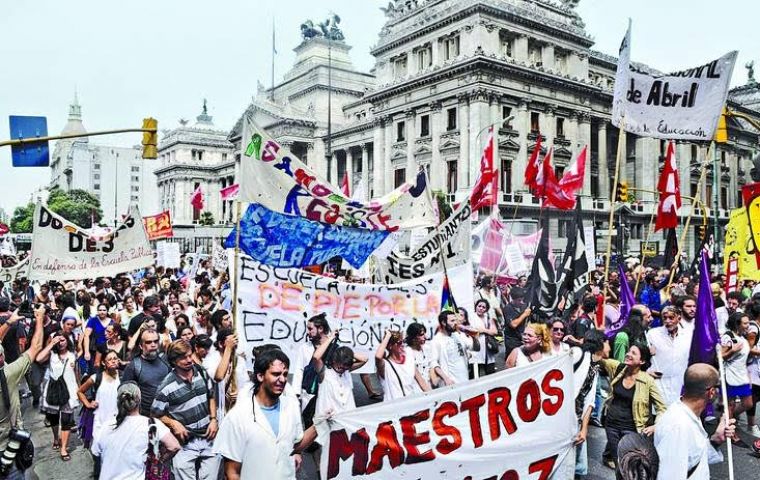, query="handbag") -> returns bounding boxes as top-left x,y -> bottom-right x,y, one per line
46,358 -> 70,407
485,335 -> 500,355
145,419 -> 170,480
